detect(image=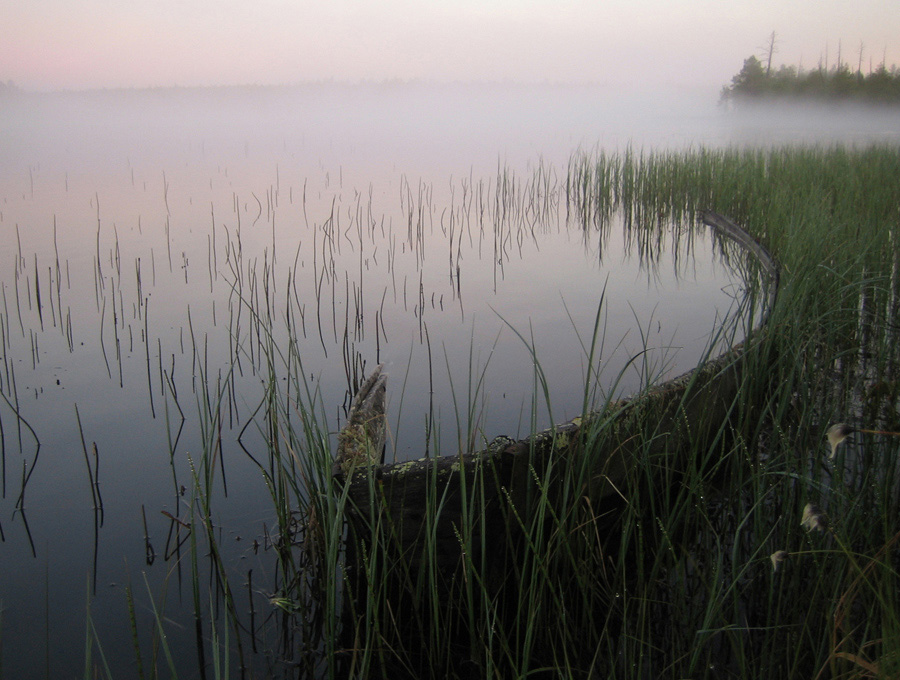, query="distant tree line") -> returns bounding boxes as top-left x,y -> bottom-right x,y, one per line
0,80 -> 19,95
721,54 -> 900,105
